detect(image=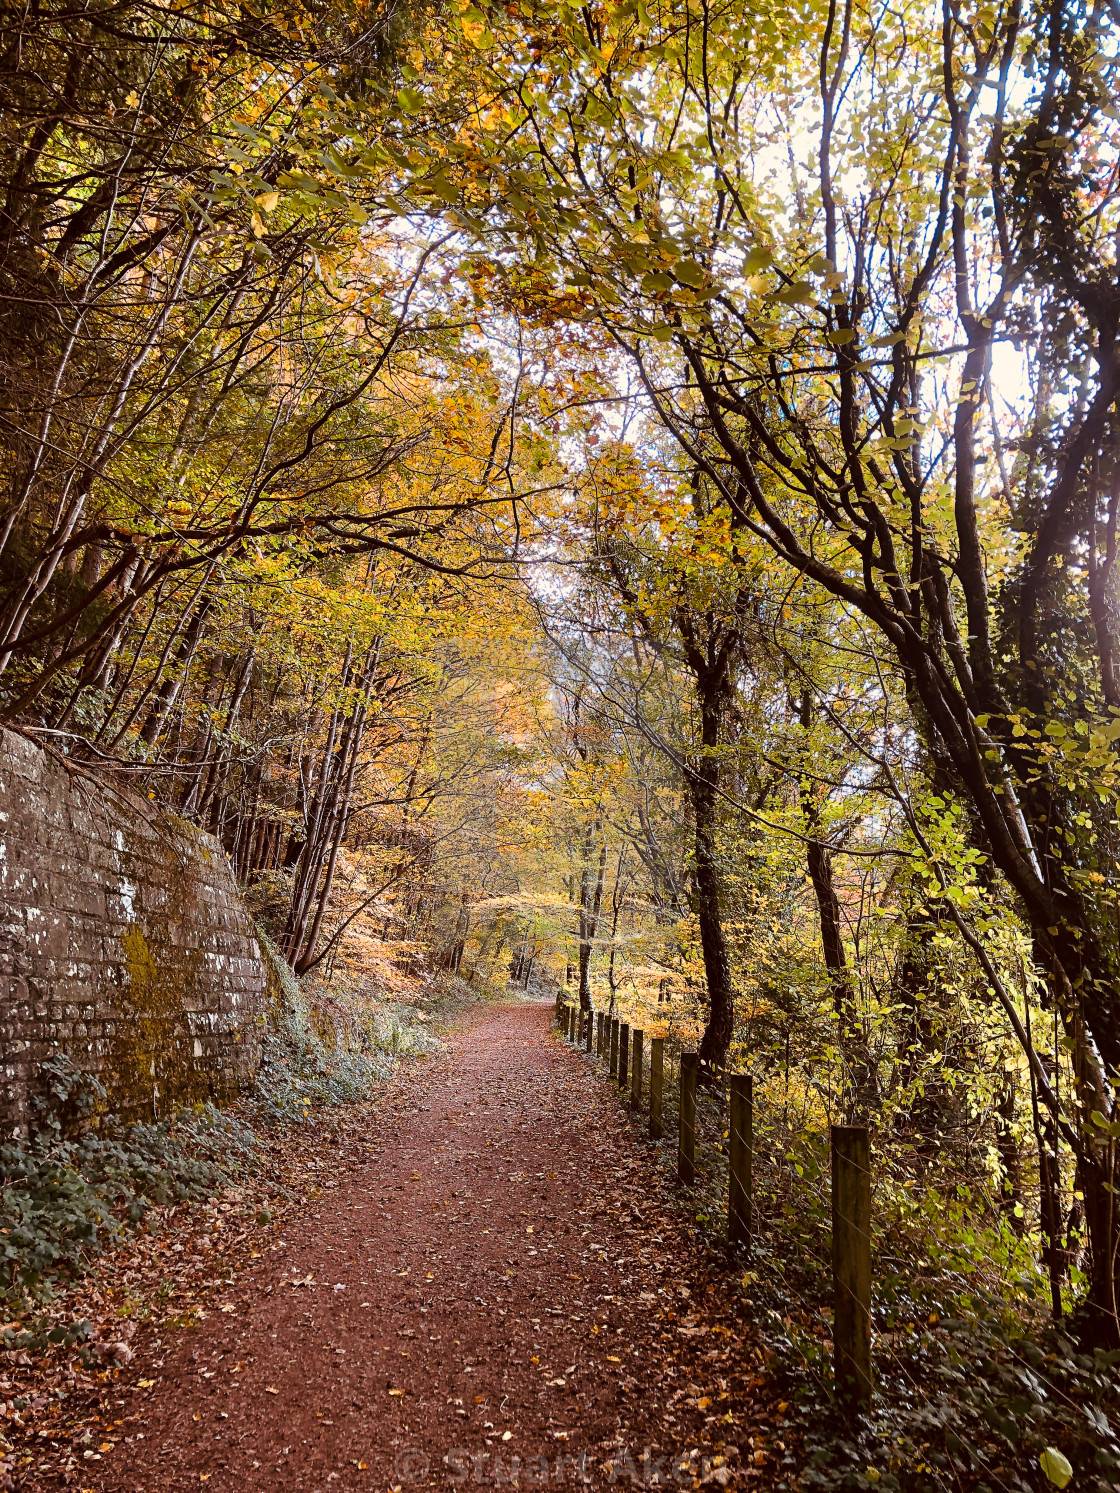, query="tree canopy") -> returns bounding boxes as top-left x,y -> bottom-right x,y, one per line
4,0 -> 1120,1441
